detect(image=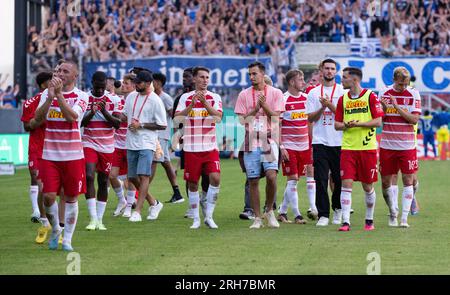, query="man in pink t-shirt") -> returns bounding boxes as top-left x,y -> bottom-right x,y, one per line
234,62 -> 285,229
